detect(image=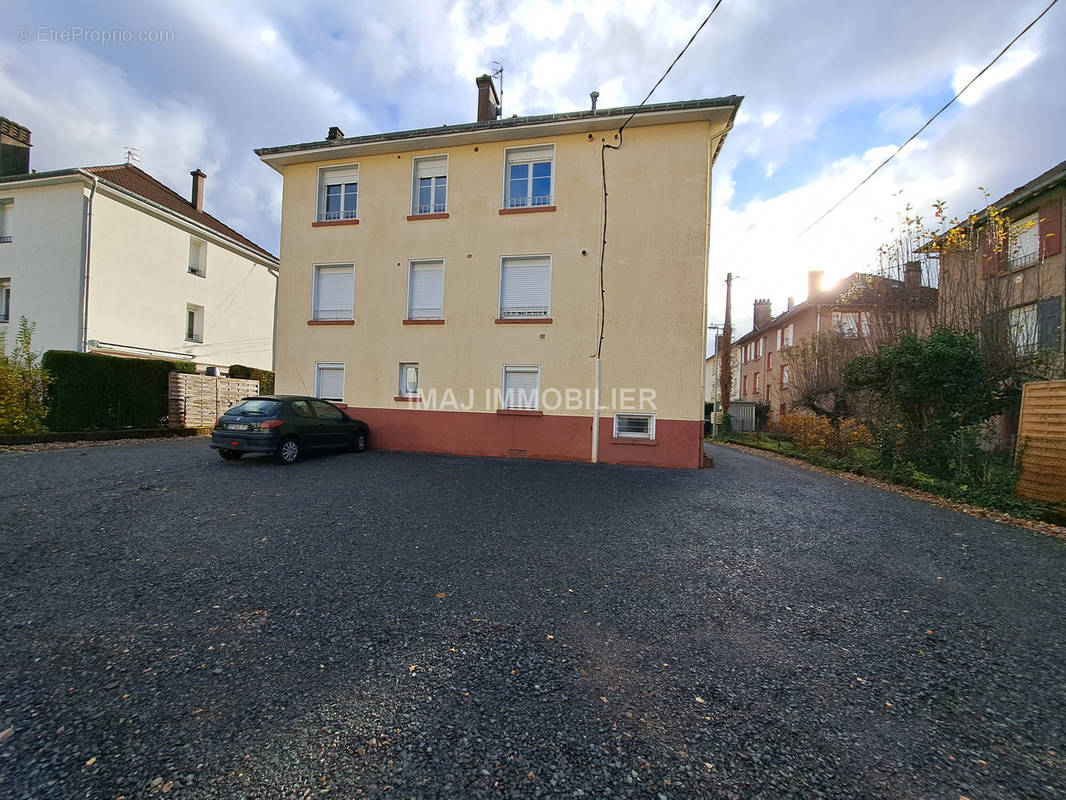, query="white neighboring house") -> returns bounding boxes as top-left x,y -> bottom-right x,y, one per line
0,125 -> 277,370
